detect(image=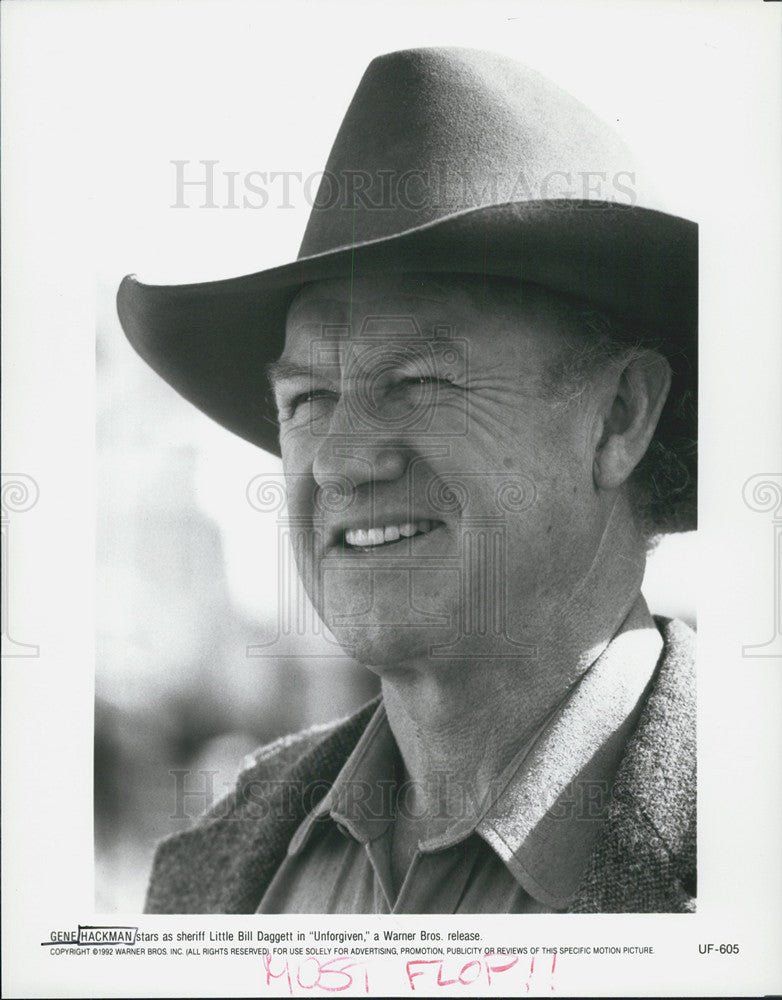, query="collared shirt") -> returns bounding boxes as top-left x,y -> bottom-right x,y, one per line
257,596 -> 663,914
